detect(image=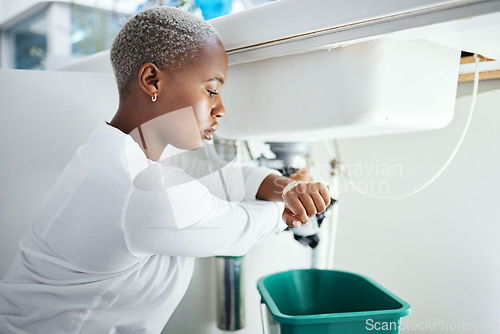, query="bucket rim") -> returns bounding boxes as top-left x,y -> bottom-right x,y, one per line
256,269 -> 411,325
